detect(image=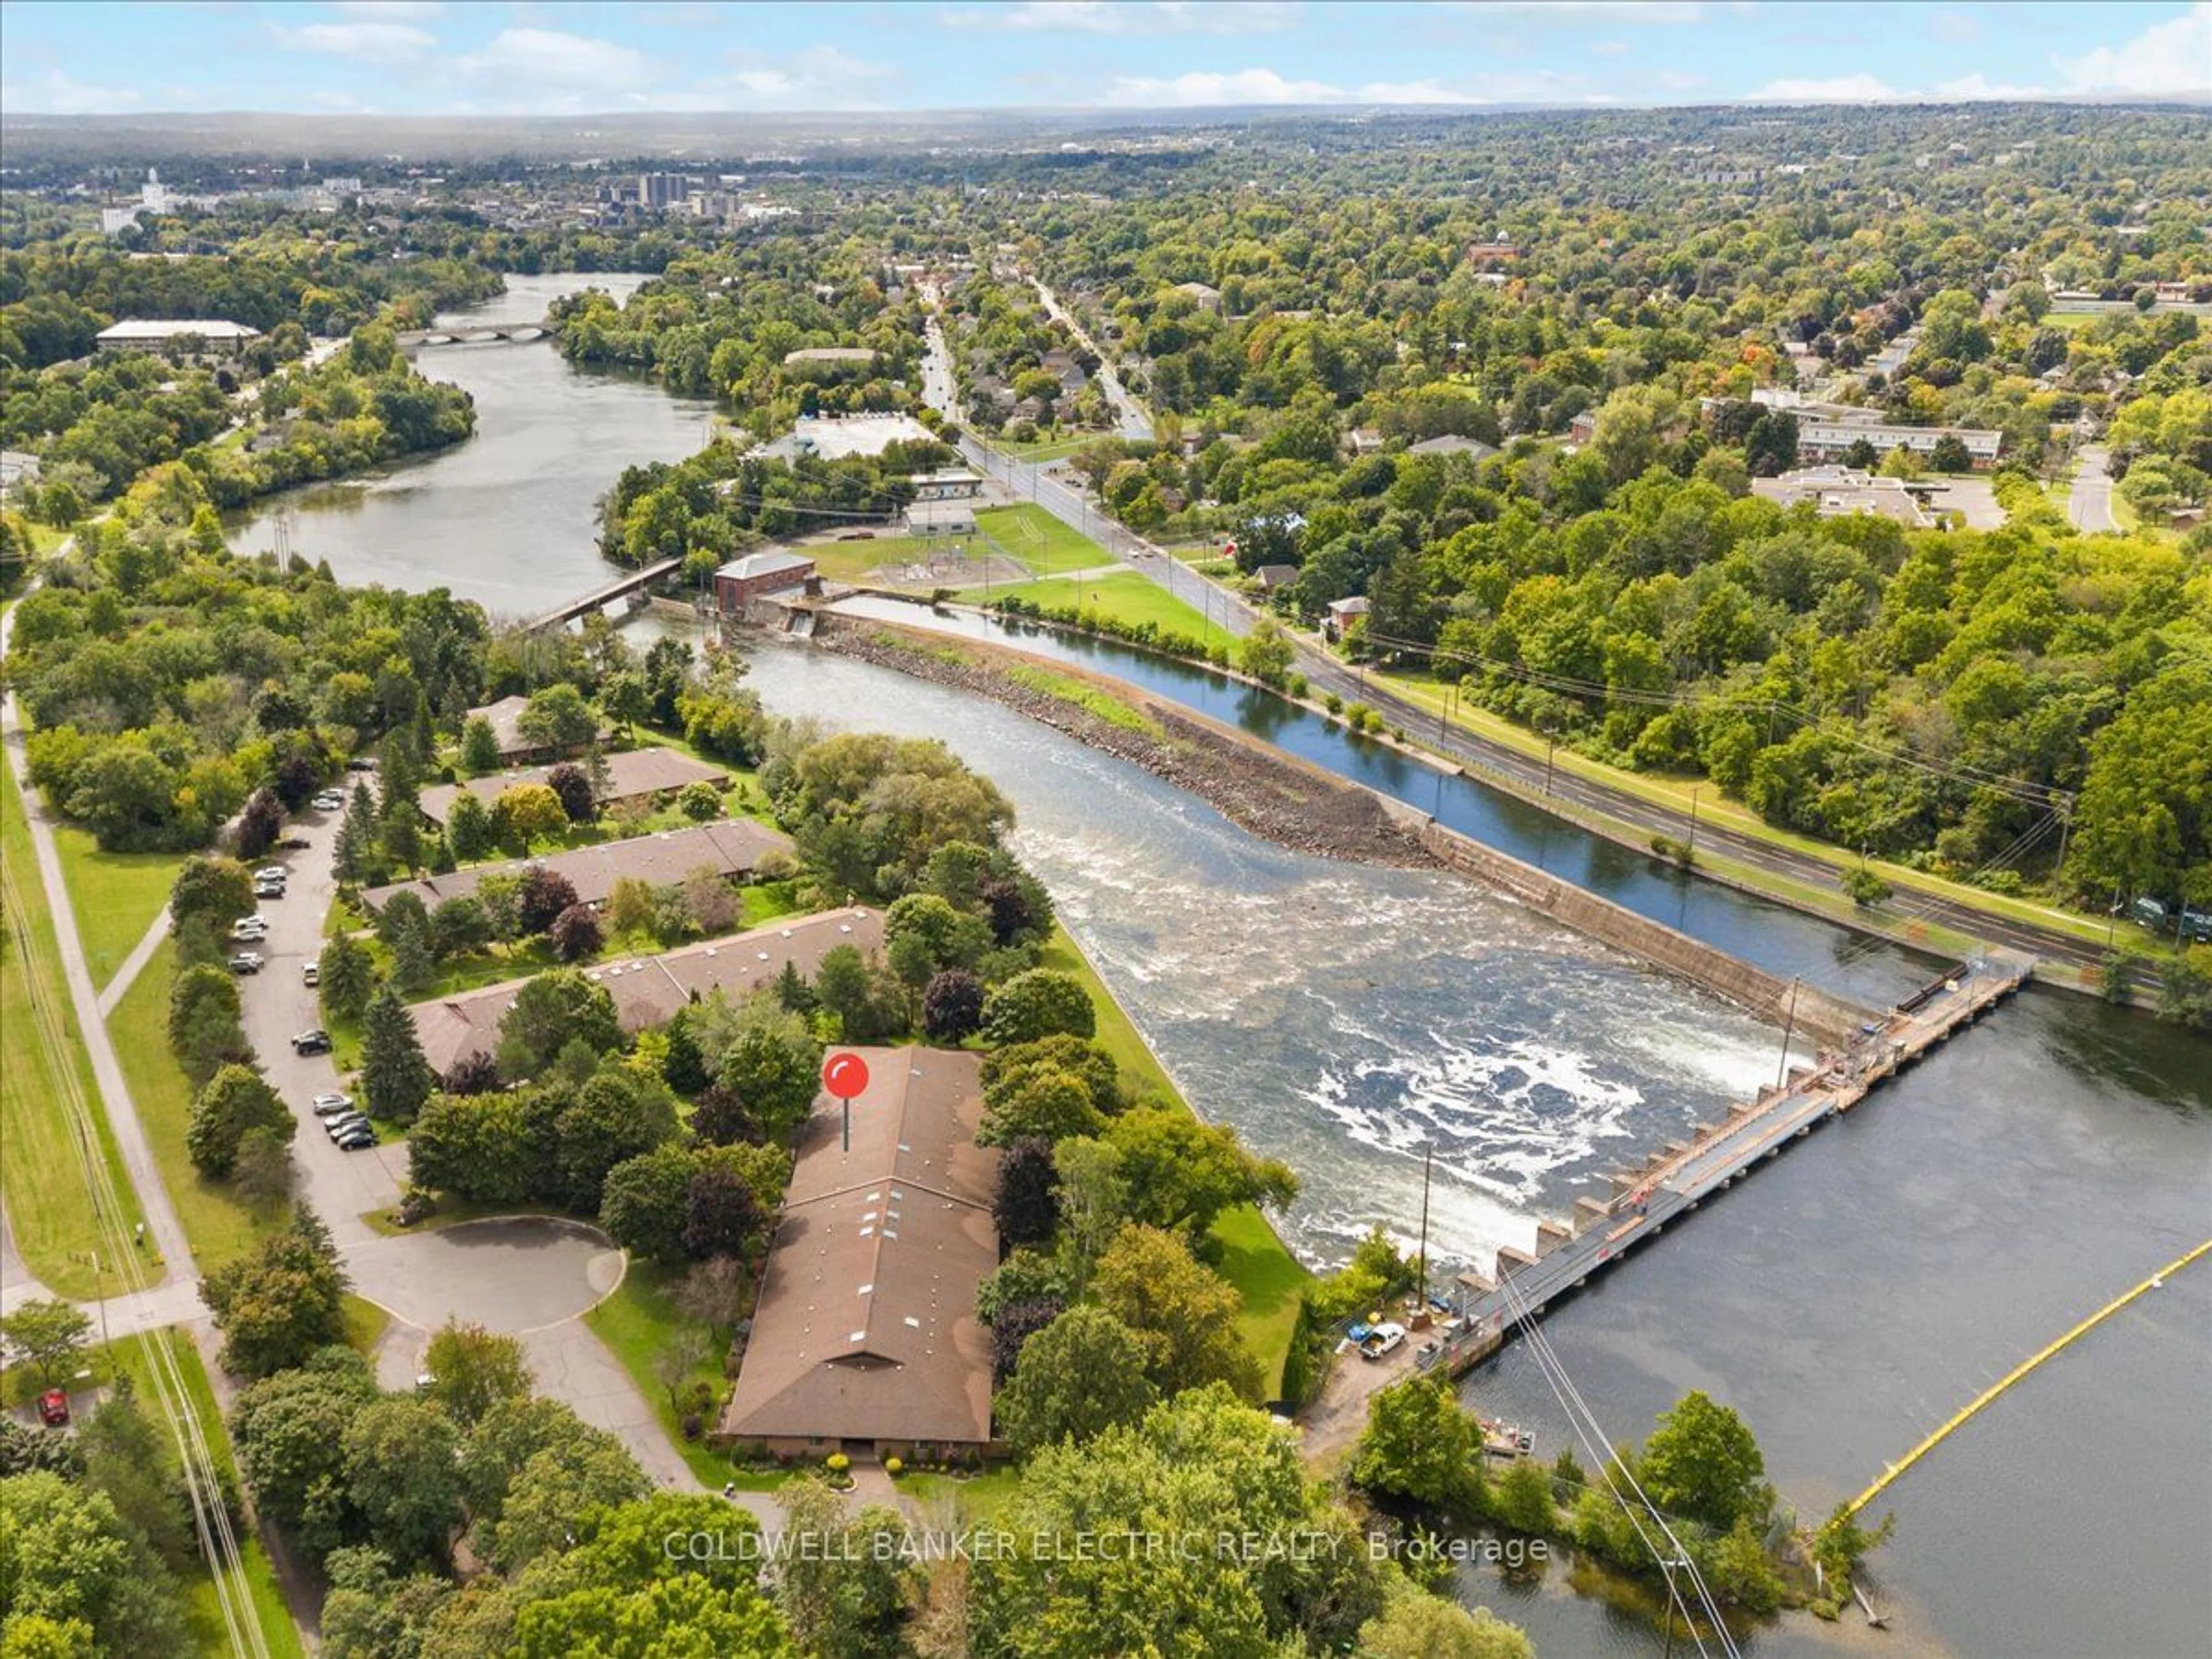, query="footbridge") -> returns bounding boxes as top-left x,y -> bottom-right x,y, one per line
525,556 -> 685,633
1415,949 -> 2036,1379
397,319 -> 555,350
